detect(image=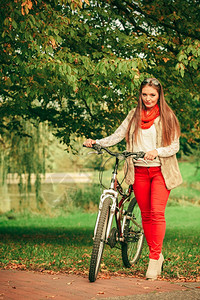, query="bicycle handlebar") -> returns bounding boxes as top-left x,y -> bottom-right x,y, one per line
83,143 -> 145,160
